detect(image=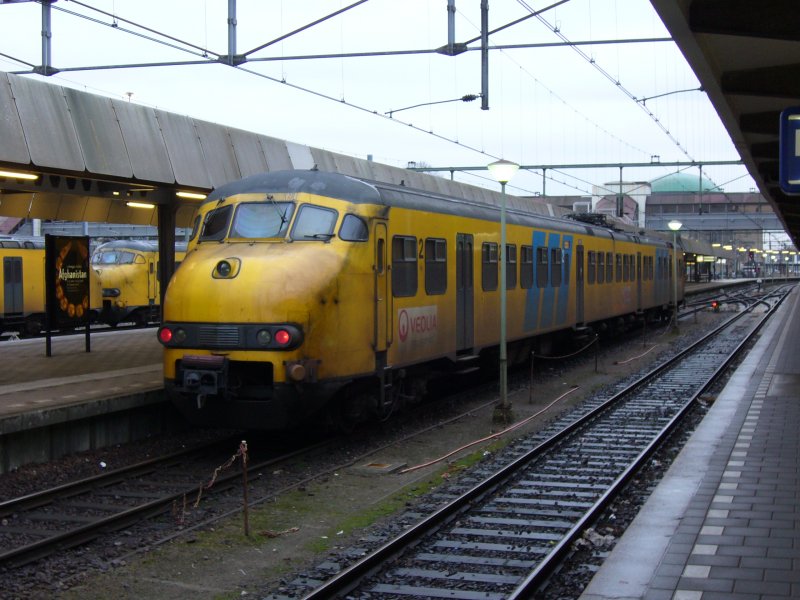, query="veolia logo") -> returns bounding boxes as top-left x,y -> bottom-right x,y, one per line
398,306 -> 438,343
